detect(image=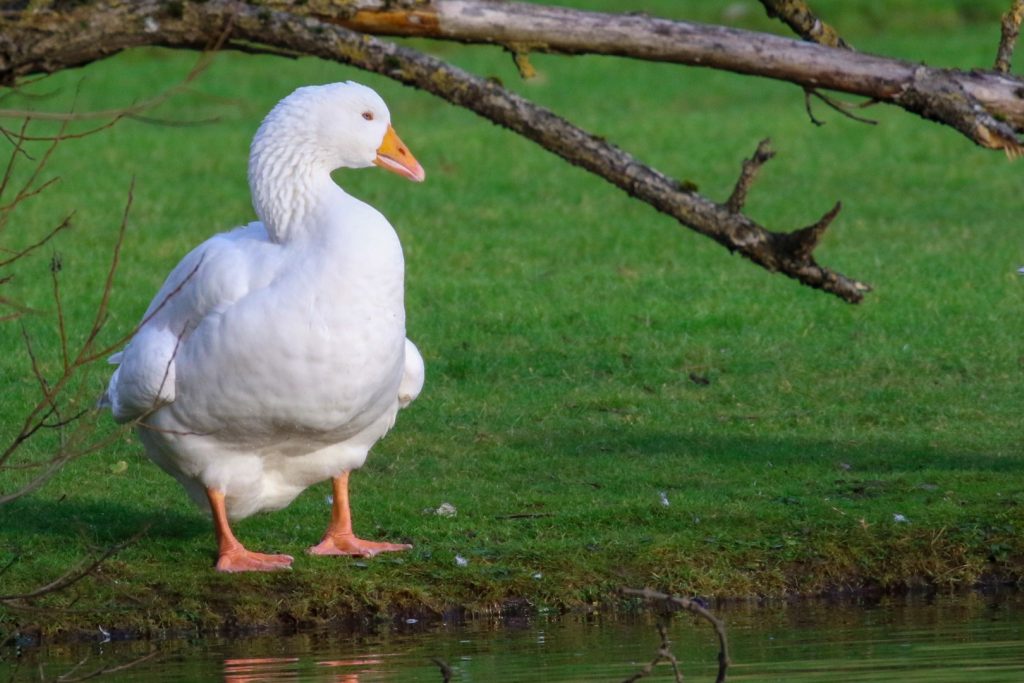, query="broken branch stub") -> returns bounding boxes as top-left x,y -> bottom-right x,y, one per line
726,138 -> 776,214
759,0 -> 851,49
995,0 -> 1024,74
